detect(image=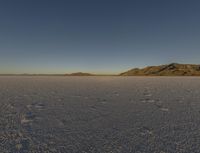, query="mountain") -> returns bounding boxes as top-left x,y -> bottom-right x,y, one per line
65,72 -> 94,76
120,63 -> 200,76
